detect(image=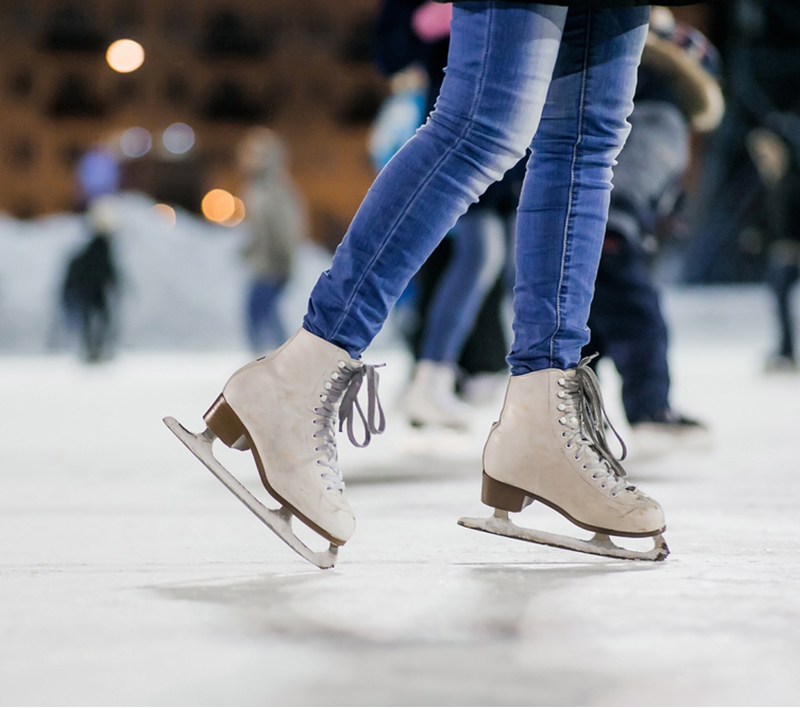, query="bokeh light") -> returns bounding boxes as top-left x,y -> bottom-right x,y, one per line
162,123 -> 195,155
222,197 -> 246,227
201,189 -> 236,223
106,39 -> 145,73
120,127 -> 152,158
152,203 -> 176,229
